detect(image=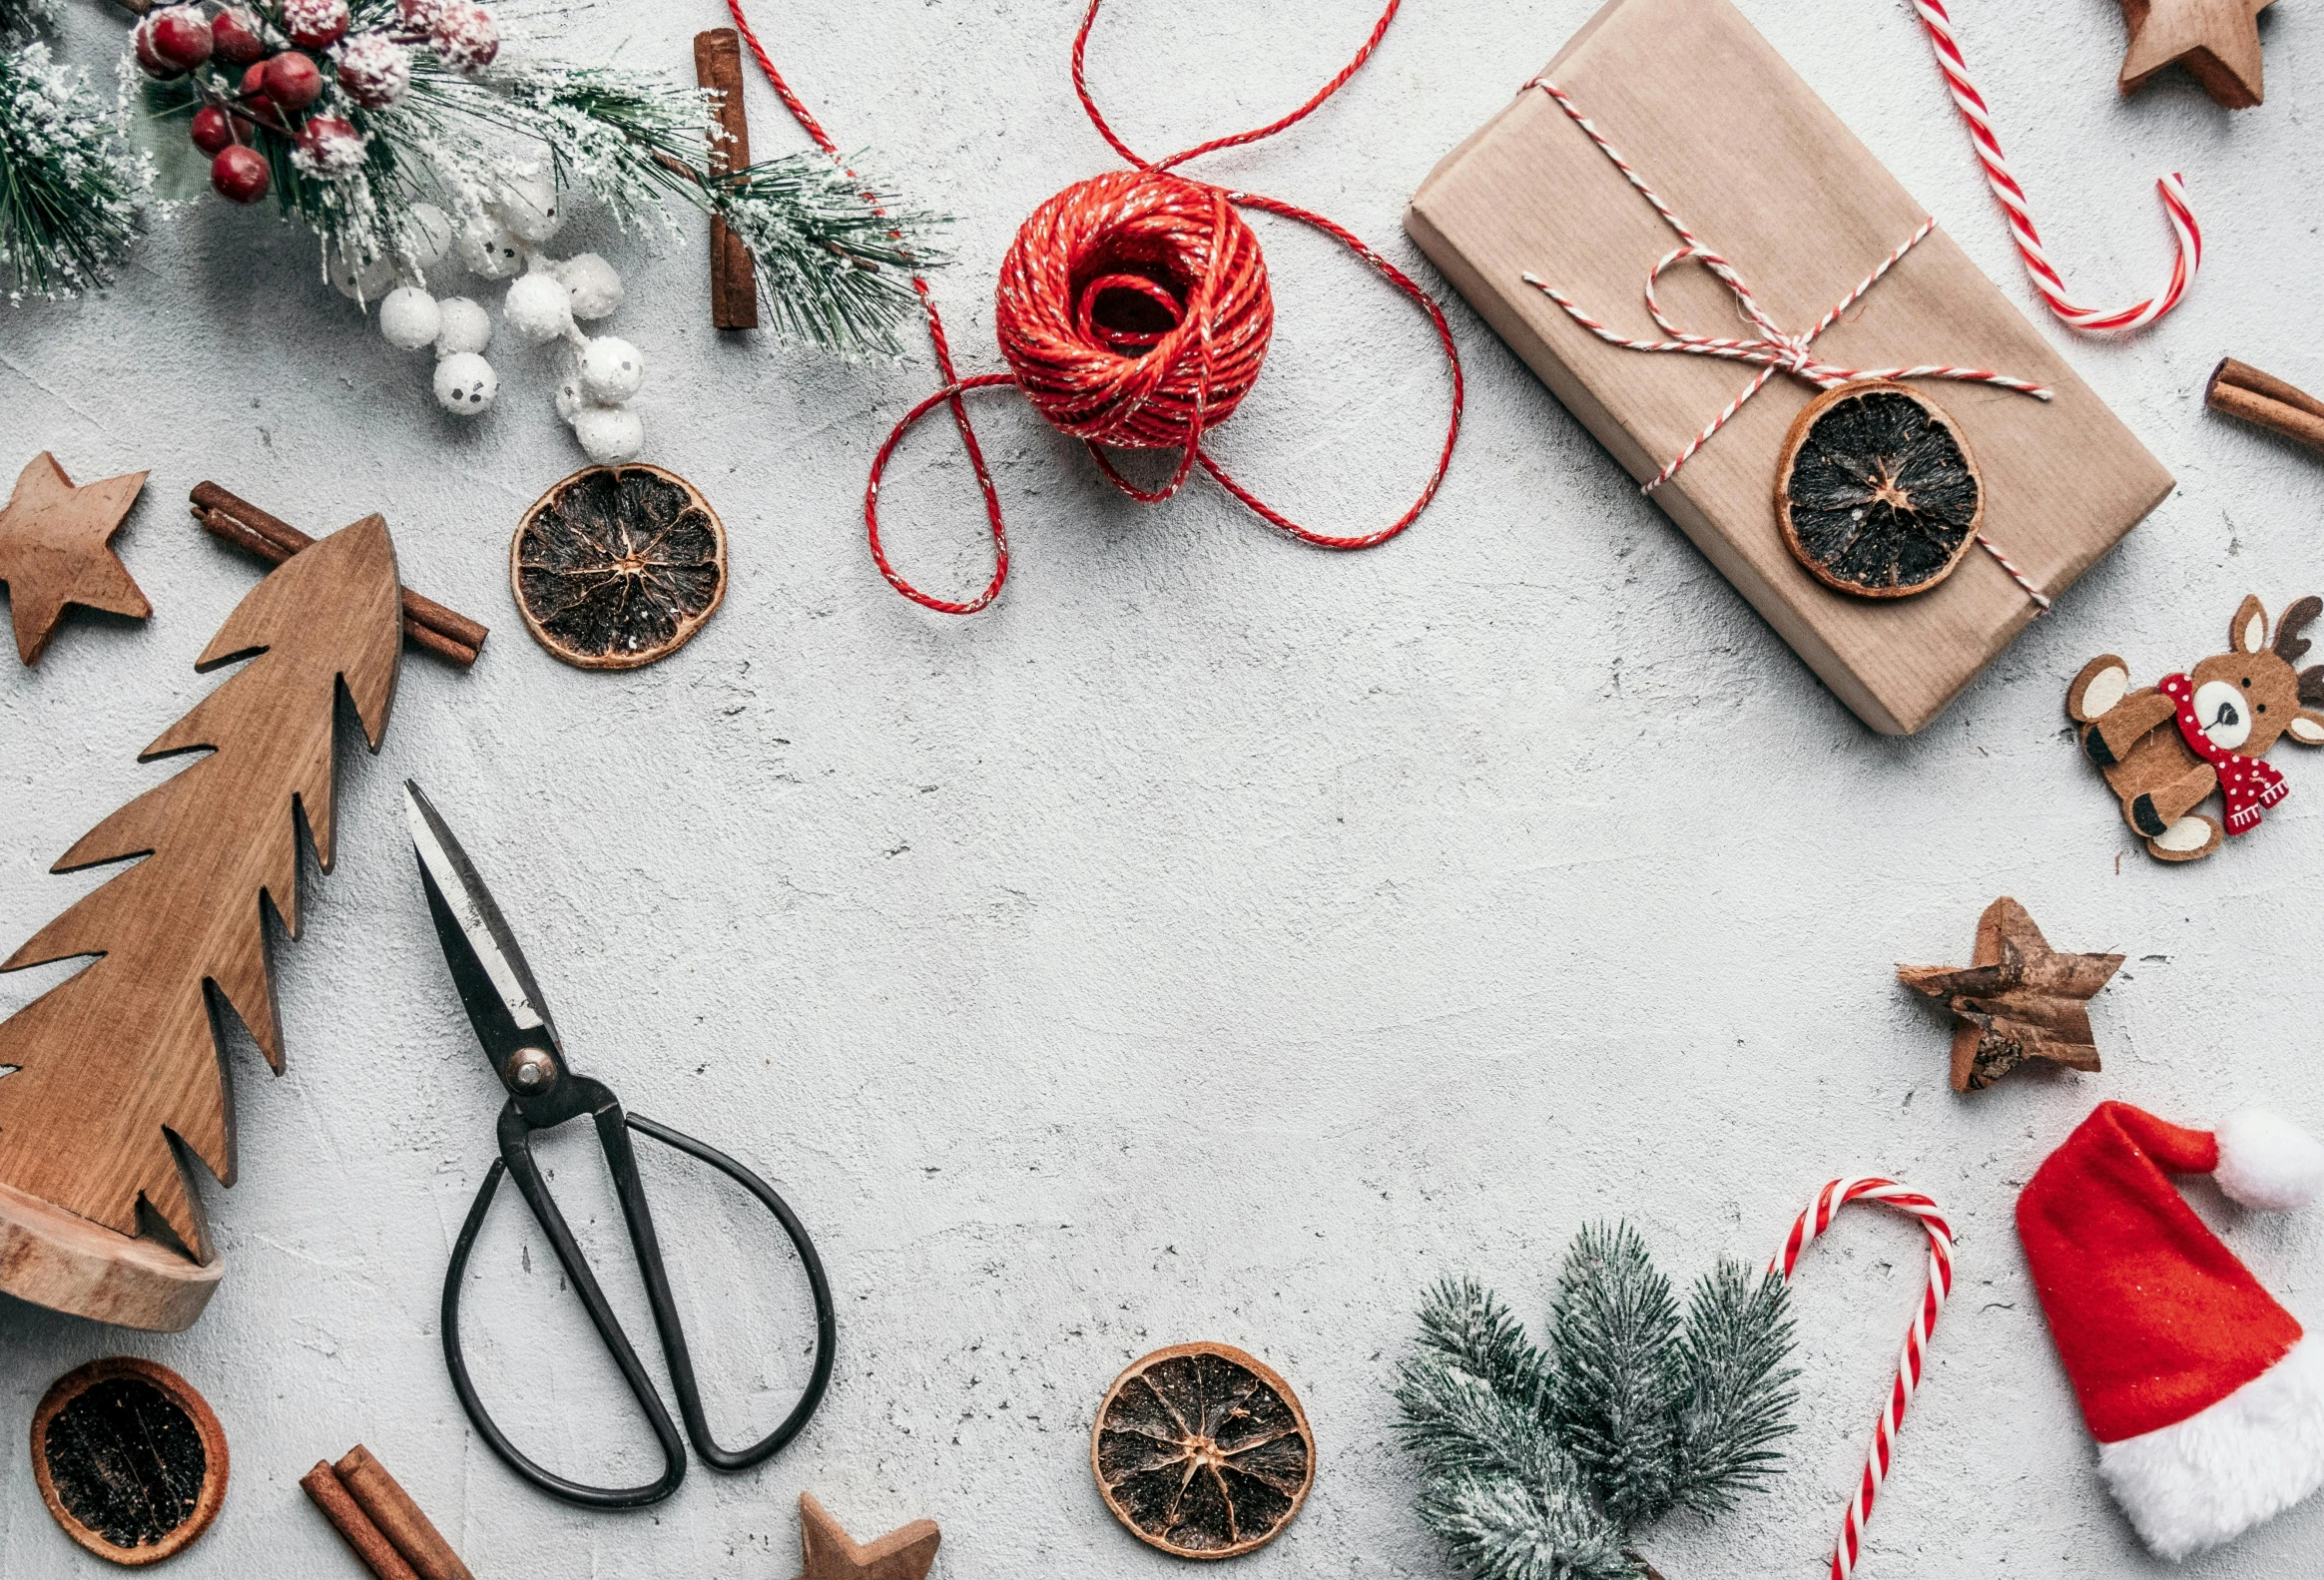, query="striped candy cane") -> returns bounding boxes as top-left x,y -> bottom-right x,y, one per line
1773,1179 -> 1957,1580
1908,0 -> 2200,331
